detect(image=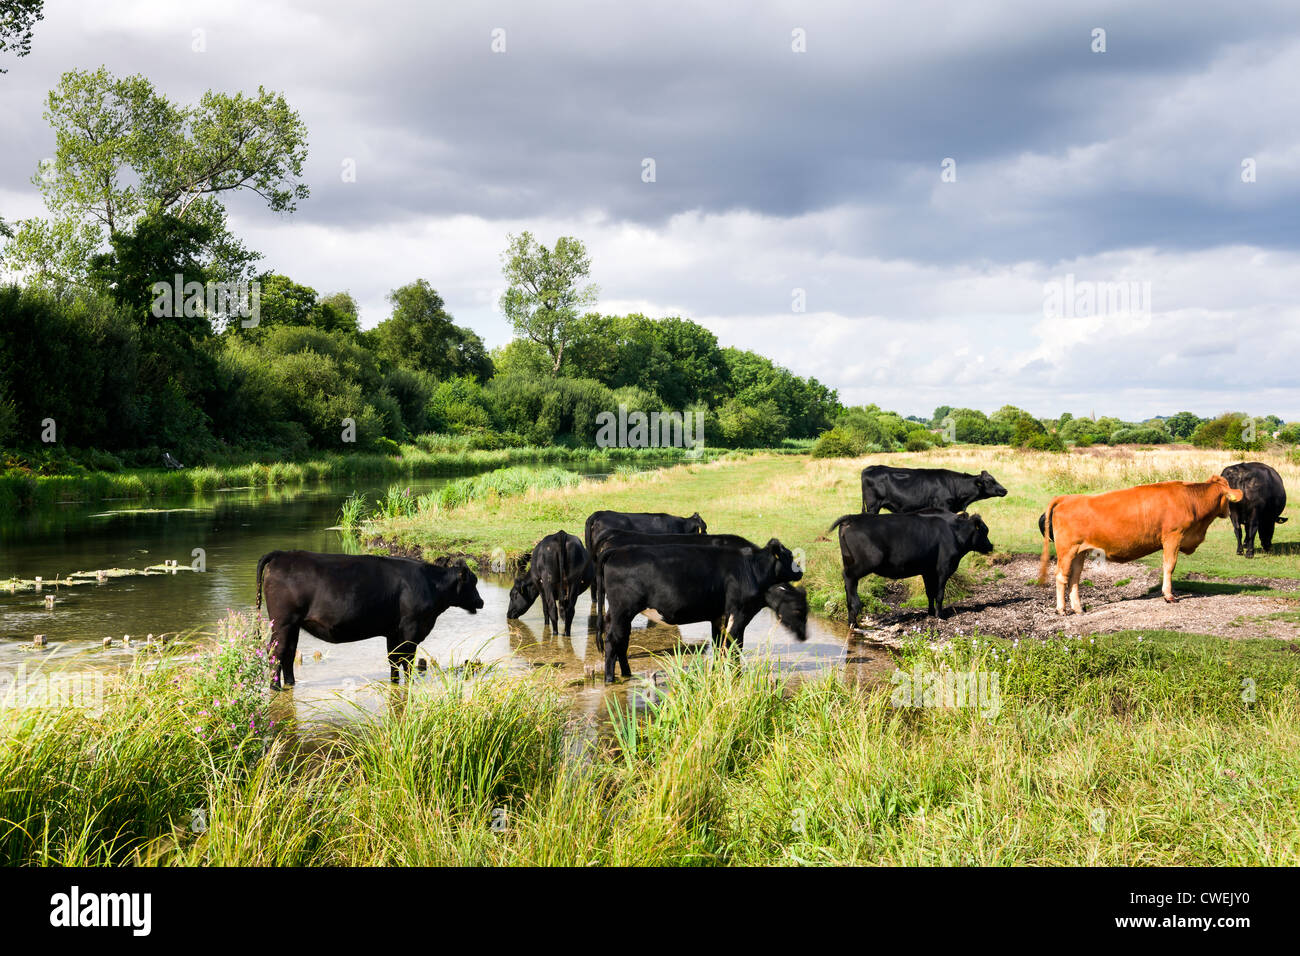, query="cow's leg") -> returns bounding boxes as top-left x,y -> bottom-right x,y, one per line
1066,552 -> 1088,614
605,610 -> 633,683
387,624 -> 421,684
1054,545 -> 1077,614
925,572 -> 944,618
540,581 -> 559,632
1260,517 -> 1277,553
269,619 -> 300,689
842,570 -> 863,626
1244,512 -> 1259,558
1230,509 -> 1244,555
1160,537 -> 1182,603
562,591 -> 578,637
